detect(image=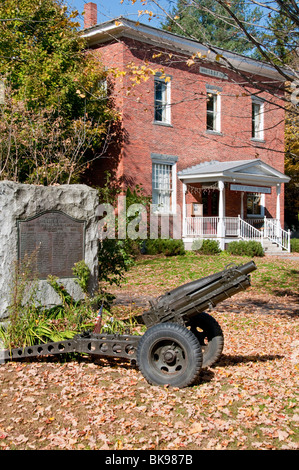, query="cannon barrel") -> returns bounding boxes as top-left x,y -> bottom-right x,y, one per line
142,261 -> 257,327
